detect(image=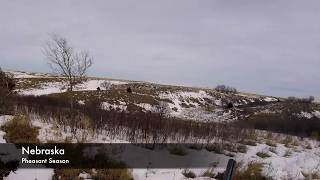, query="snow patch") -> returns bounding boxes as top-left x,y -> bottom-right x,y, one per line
158,91 -> 235,122
264,97 -> 278,102
236,142 -> 320,180
298,112 -> 313,119
101,102 -> 127,111
136,103 -> 154,111
78,172 -> 92,179
6,71 -> 54,79
297,111 -> 320,119
312,111 -> 320,118
75,80 -> 127,91
78,100 -> 85,105
5,169 -> 54,180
